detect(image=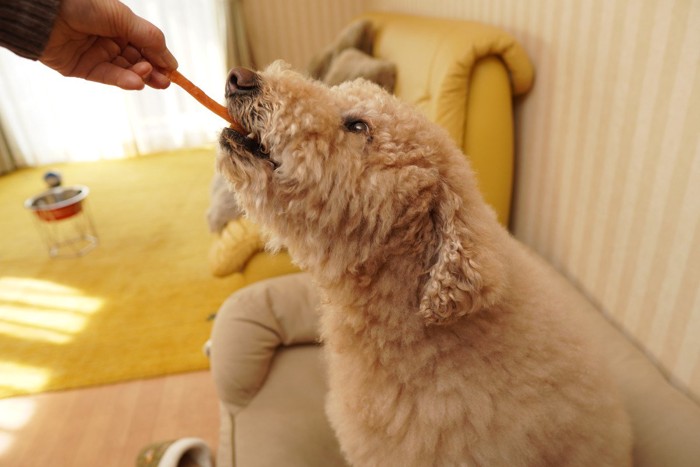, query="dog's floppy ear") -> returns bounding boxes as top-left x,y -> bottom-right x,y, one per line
418,188 -> 506,325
